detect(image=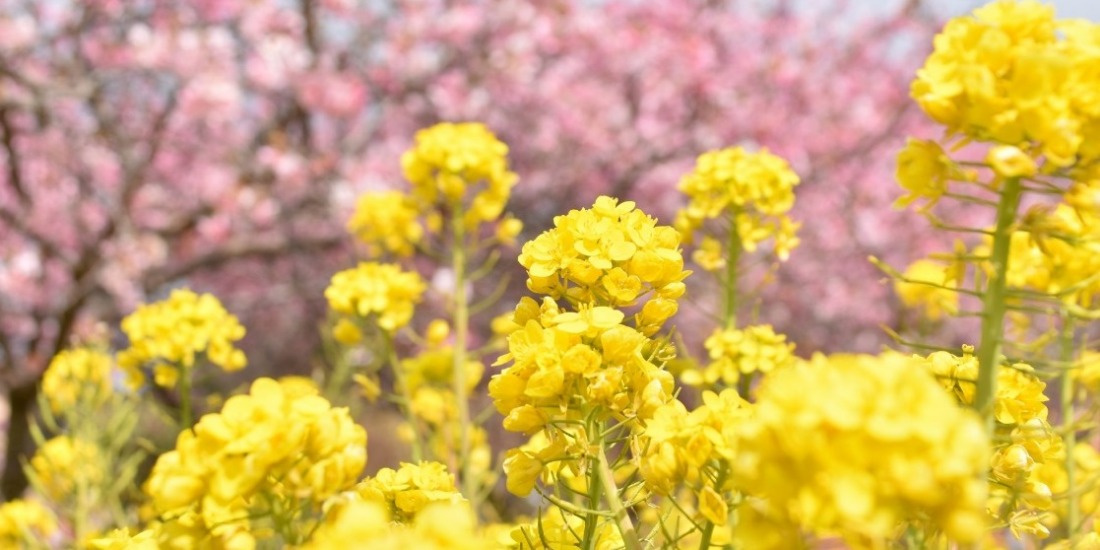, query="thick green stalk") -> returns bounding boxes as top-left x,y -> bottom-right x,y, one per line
974,177 -> 1021,427
450,202 -> 475,508
581,450 -> 604,550
1060,315 -> 1078,538
596,445 -> 642,550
